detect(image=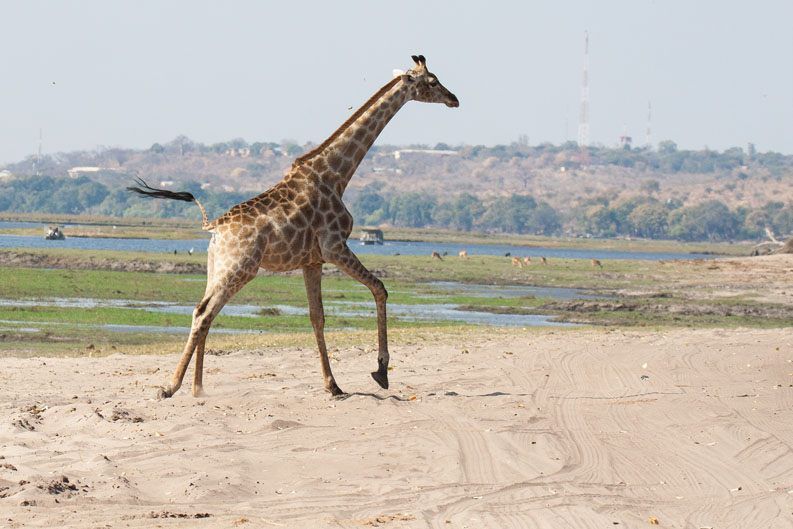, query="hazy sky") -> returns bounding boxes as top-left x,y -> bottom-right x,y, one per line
2,0 -> 792,164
